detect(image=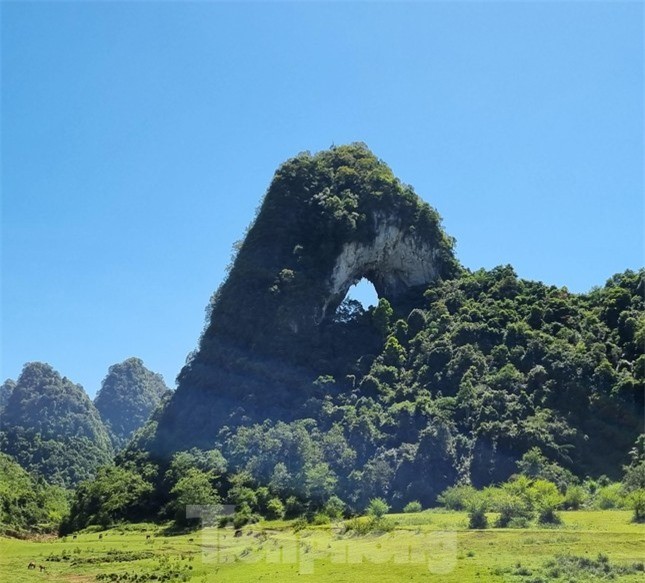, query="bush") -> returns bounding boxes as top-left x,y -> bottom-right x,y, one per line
324,496 -> 346,520
265,497 -> 284,520
344,516 -> 395,535
531,480 -> 563,525
467,500 -> 488,529
537,507 -> 561,525
437,485 -> 477,510
403,501 -> 422,513
311,512 -> 331,525
594,483 -> 625,509
494,492 -> 533,528
563,484 -> 587,510
627,489 -> 645,523
232,503 -> 257,529
366,498 -> 389,519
